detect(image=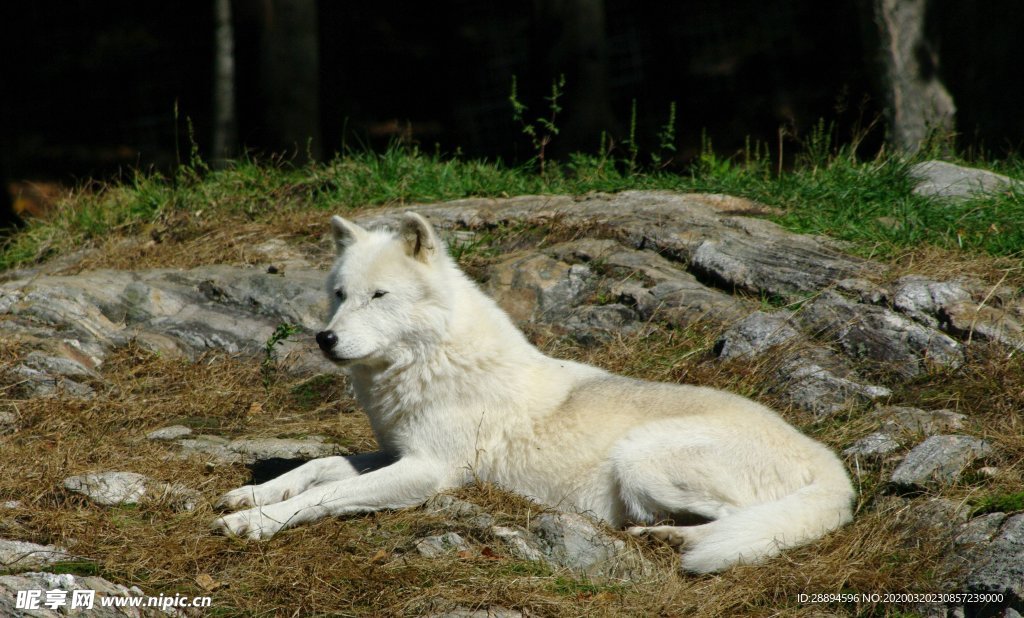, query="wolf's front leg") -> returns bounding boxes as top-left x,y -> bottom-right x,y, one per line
216,451 -> 398,509
211,456 -> 449,539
